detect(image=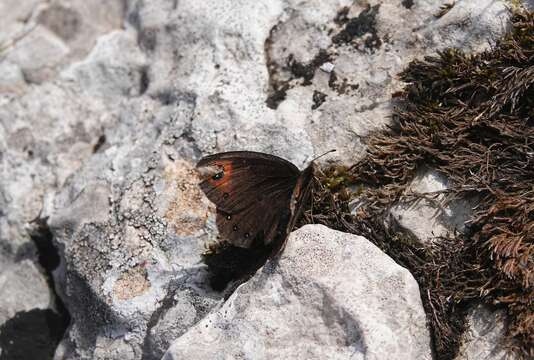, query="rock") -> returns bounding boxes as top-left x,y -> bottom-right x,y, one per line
0,82 -> 112,258
61,30 -> 148,98
420,0 -> 509,51
258,0 -> 510,163
0,259 -> 51,326
163,225 -> 432,360
2,24 -> 70,84
0,228 -> 69,359
124,0 -> 512,168
0,61 -> 27,96
1,14 -> 202,359
0,24 -> 132,360
320,61 -> 335,73
36,0 -> 124,56
455,305 -> 518,360
0,0 -> 40,27
142,285 -> 219,359
0,0 -> 124,84
46,94 -> 222,359
388,170 -> 473,244
0,0 -> 527,359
